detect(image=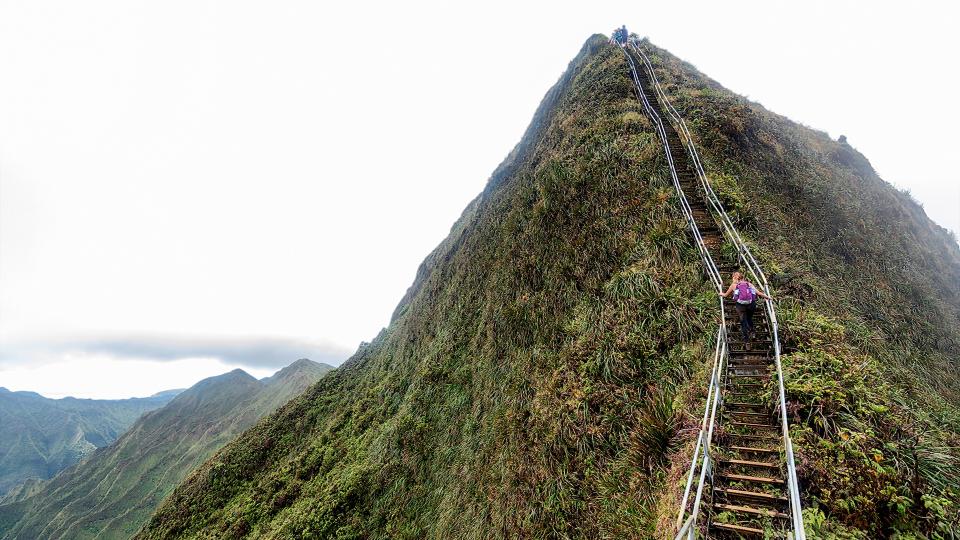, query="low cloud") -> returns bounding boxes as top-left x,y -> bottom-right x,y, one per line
0,334 -> 353,370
